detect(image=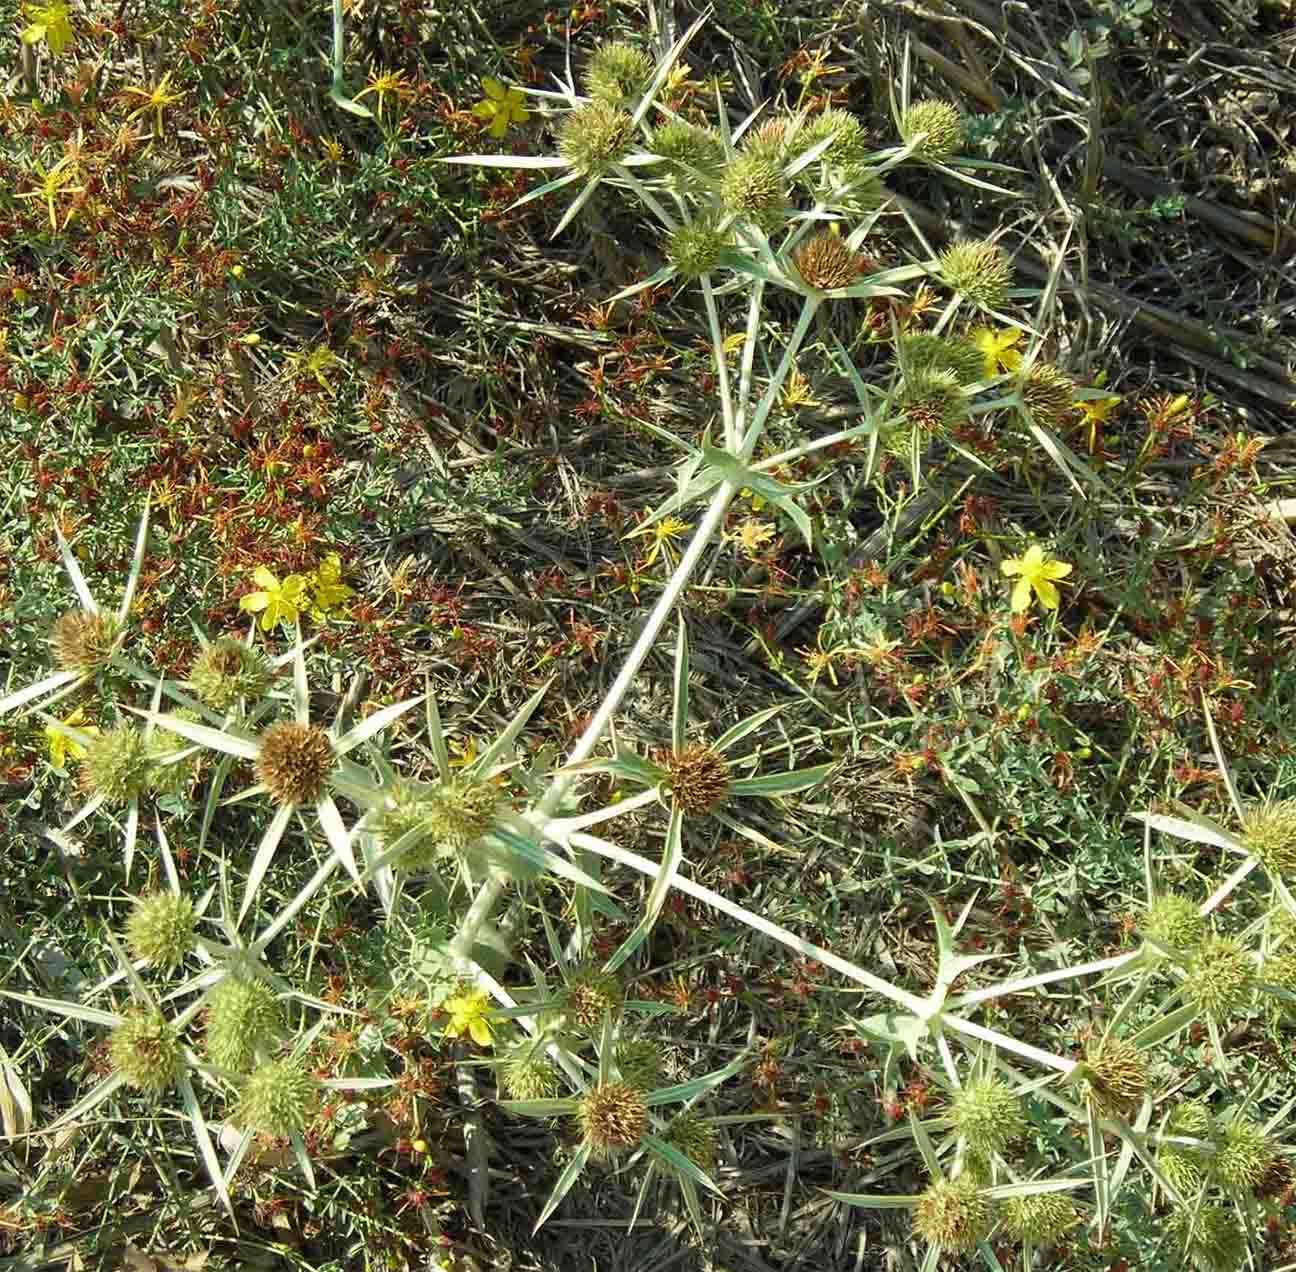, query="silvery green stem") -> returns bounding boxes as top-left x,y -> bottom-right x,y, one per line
451,870 -> 508,968
701,276 -> 737,449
